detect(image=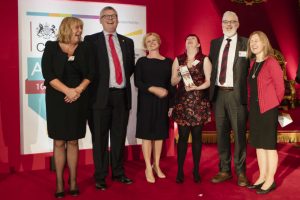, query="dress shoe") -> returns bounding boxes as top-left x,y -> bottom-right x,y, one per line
256,182 -> 276,194
237,173 -> 249,187
112,175 -> 133,184
152,165 -> 166,178
176,176 -> 184,184
54,191 -> 65,198
55,180 -> 65,198
145,169 -> 155,183
95,180 -> 107,190
193,171 -> 201,183
68,177 -> 79,196
69,188 -> 80,196
211,172 -> 232,183
247,182 -> 264,189
176,171 -> 184,184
